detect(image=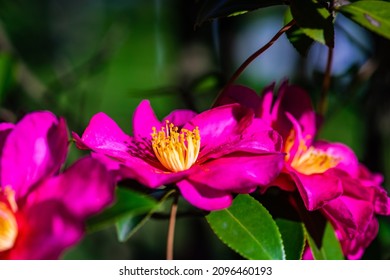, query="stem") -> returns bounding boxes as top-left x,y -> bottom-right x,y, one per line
166,193 -> 179,260
319,46 -> 334,116
212,19 -> 296,107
